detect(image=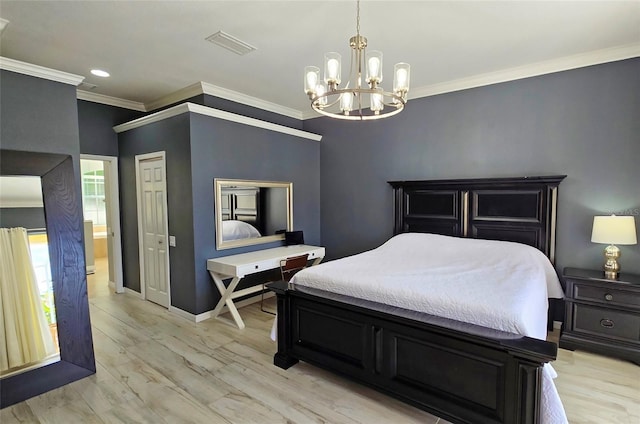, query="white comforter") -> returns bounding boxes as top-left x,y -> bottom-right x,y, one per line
292,233 -> 568,424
